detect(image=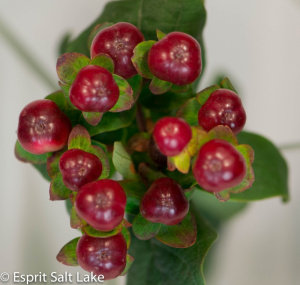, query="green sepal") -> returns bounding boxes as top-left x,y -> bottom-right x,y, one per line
131,40 -> 156,79
82,220 -> 126,238
132,213 -> 161,240
110,74 -> 134,112
68,125 -> 91,151
89,53 -> 114,73
176,97 -> 201,126
220,77 -> 238,93
149,77 -> 173,95
88,145 -> 110,179
82,111 -> 104,126
121,255 -> 135,276
171,84 -> 190,93
156,29 -> 166,40
15,141 -> 48,164
46,148 -> 67,179
56,237 -> 80,266
70,206 -> 87,229
155,211 -> 197,248
121,225 -> 131,249
87,22 -> 114,50
58,82 -> 71,98
56,52 -> 90,85
49,172 -> 72,201
196,84 -> 219,105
